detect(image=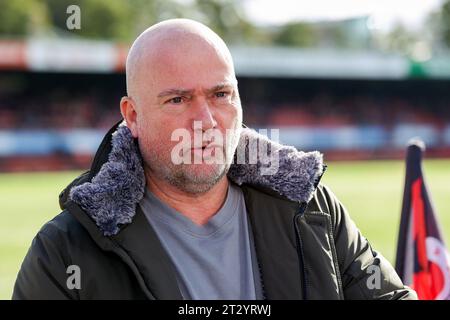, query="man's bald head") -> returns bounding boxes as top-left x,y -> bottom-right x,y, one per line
125,19 -> 235,100
120,19 -> 242,195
